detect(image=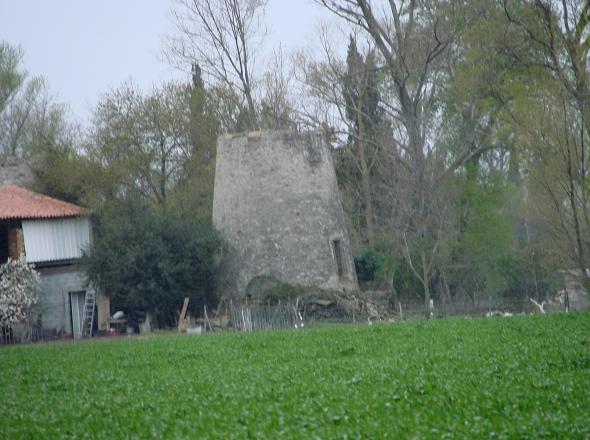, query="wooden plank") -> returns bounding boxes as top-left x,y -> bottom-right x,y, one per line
178,297 -> 190,332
